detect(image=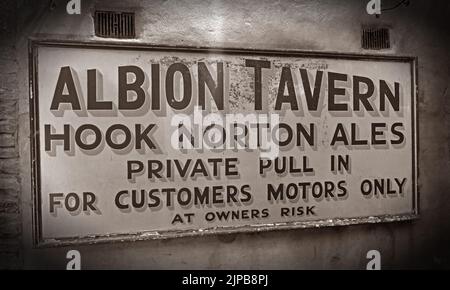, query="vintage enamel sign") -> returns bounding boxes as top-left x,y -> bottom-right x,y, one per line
30,41 -> 418,246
